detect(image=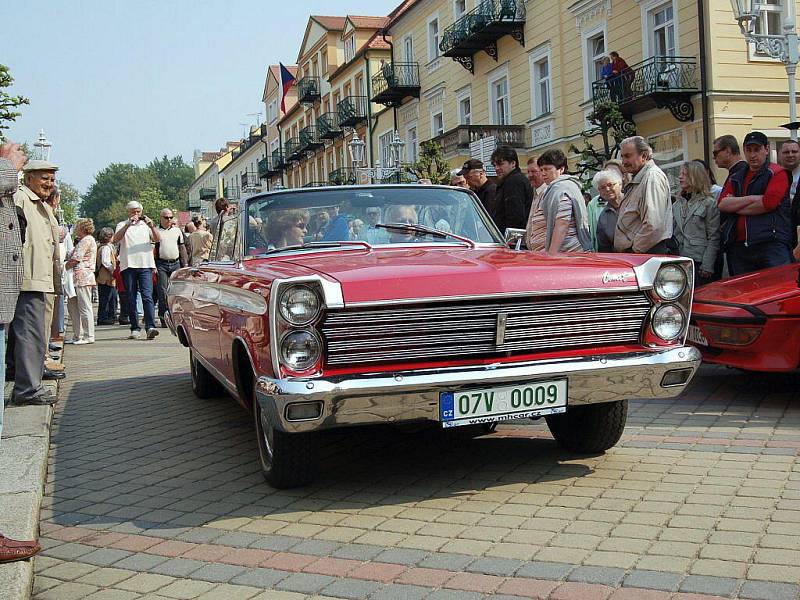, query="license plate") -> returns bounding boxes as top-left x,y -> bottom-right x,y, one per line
440,380 -> 567,428
687,324 -> 708,346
